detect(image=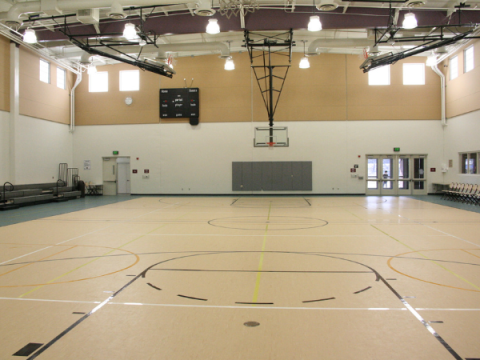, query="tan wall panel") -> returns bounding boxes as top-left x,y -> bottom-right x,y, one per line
445,40 -> 480,118
75,51 -> 441,125
19,47 -> 71,124
0,35 -> 9,112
